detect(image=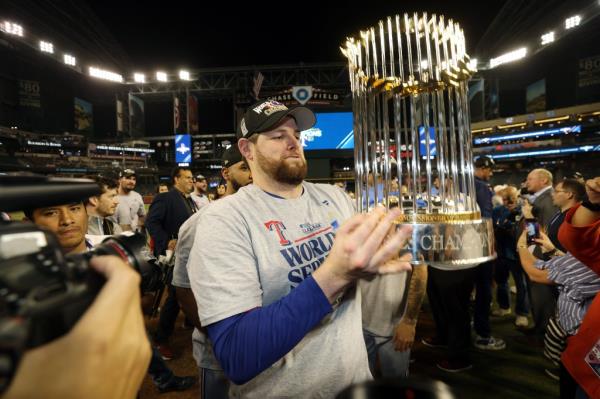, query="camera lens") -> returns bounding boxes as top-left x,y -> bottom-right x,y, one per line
91,234 -> 159,292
